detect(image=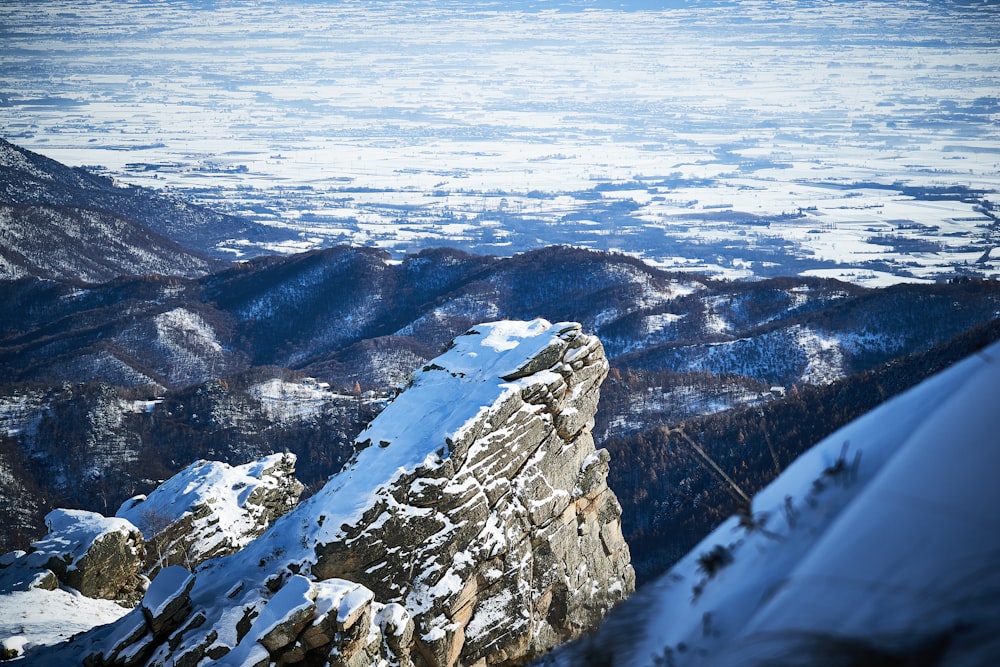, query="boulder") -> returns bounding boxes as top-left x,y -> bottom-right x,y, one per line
28,509 -> 146,605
